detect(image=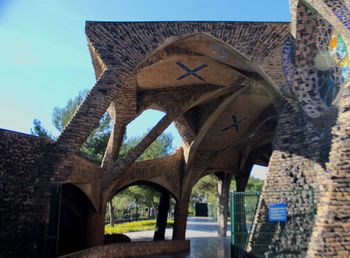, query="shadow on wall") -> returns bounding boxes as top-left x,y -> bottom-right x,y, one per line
58,184 -> 96,256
